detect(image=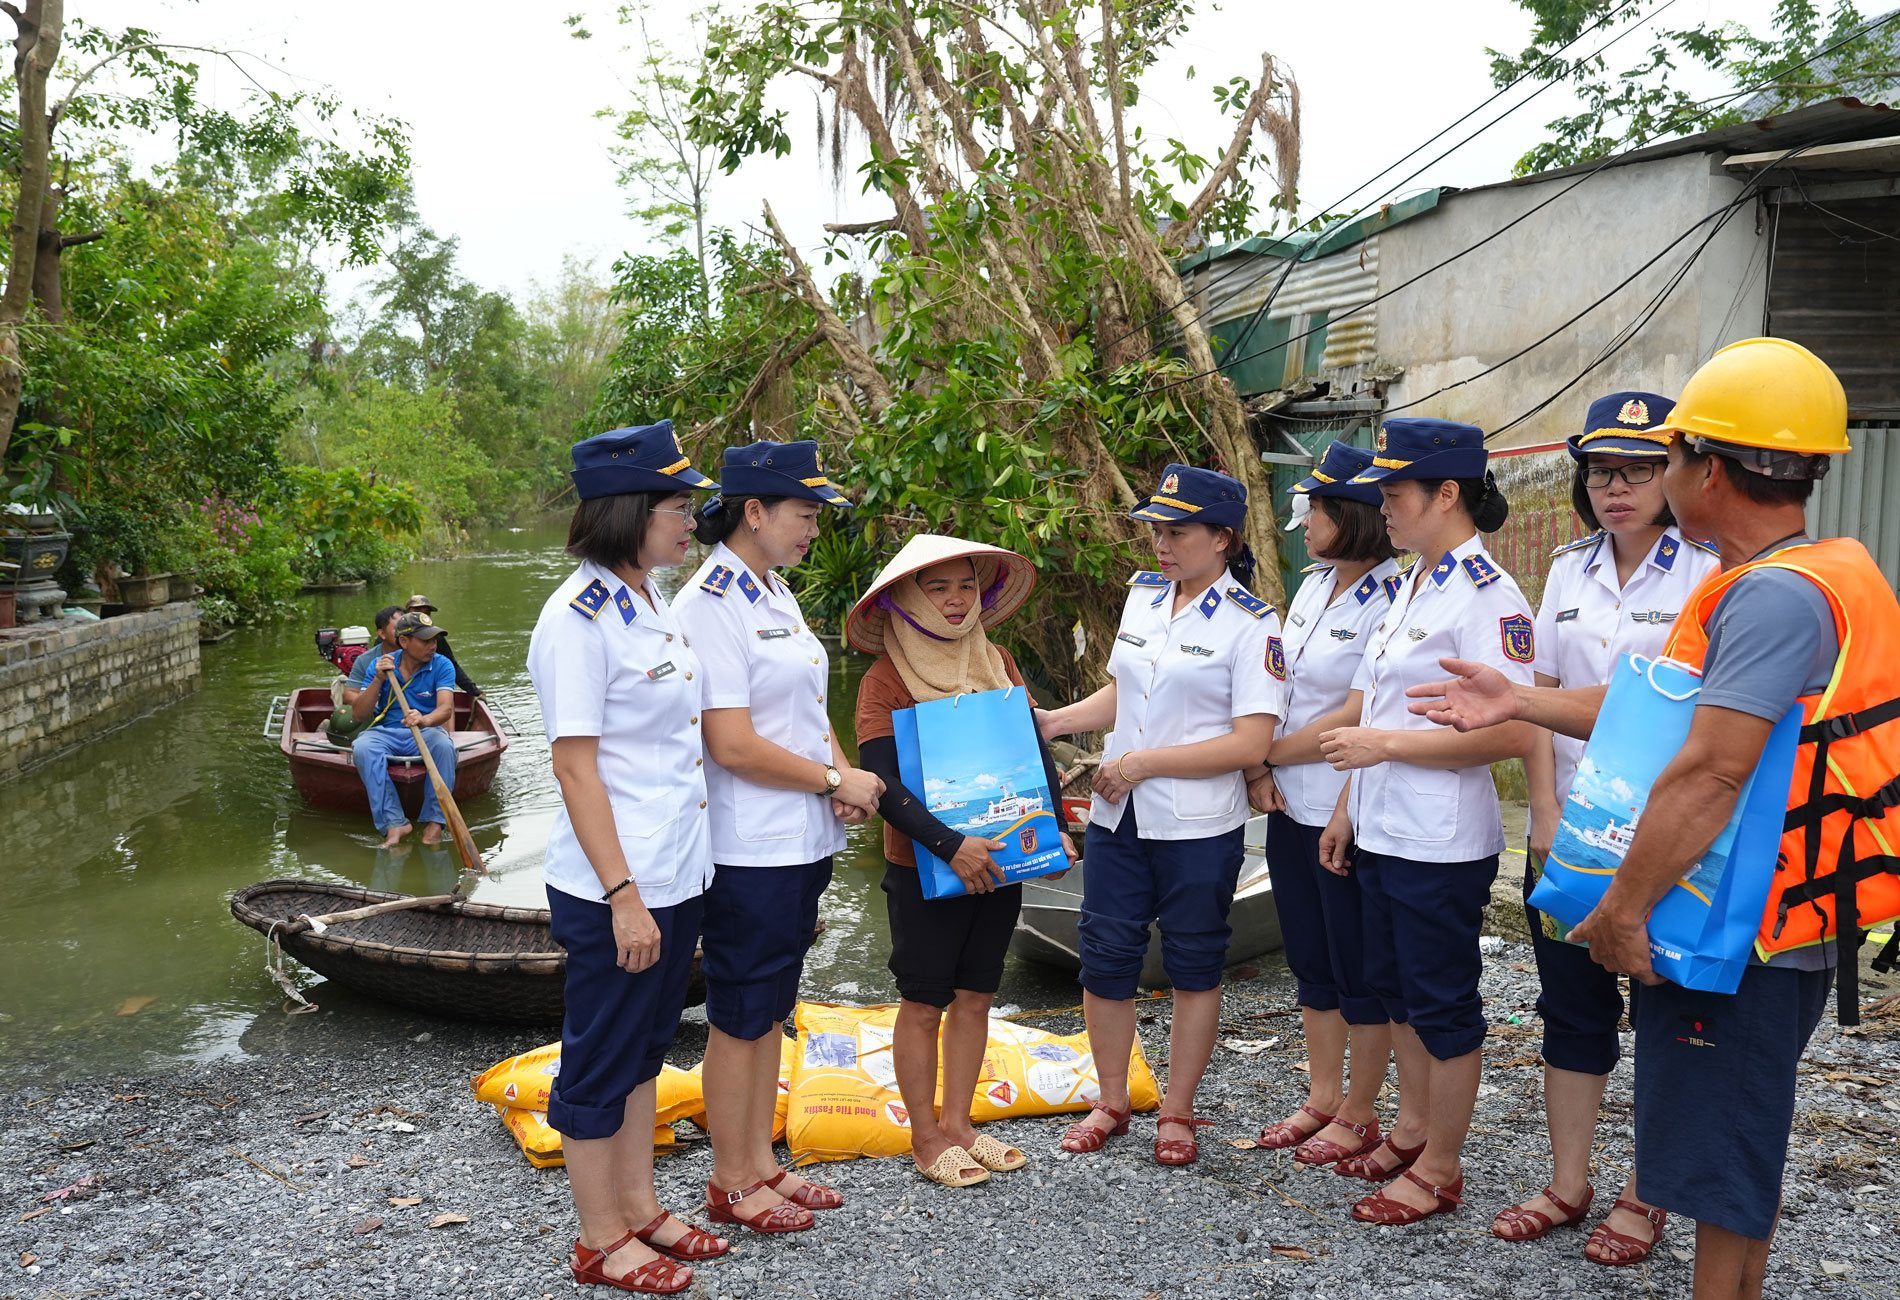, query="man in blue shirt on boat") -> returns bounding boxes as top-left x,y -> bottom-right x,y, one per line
348,610 -> 459,847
